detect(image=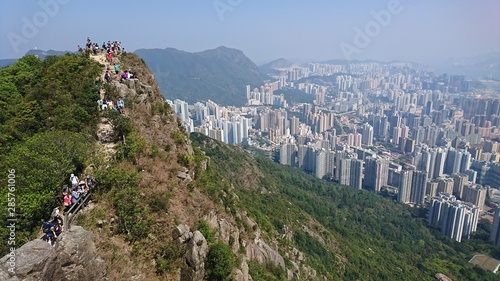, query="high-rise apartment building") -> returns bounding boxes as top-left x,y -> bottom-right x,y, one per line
339,158 -> 364,189
490,207 -> 500,247
279,143 -> 297,166
364,156 -> 389,192
361,123 -> 374,146
410,170 -> 428,206
428,193 -> 479,242
462,183 -> 487,211
437,177 -> 454,195
398,170 -> 413,203
452,173 -> 469,199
